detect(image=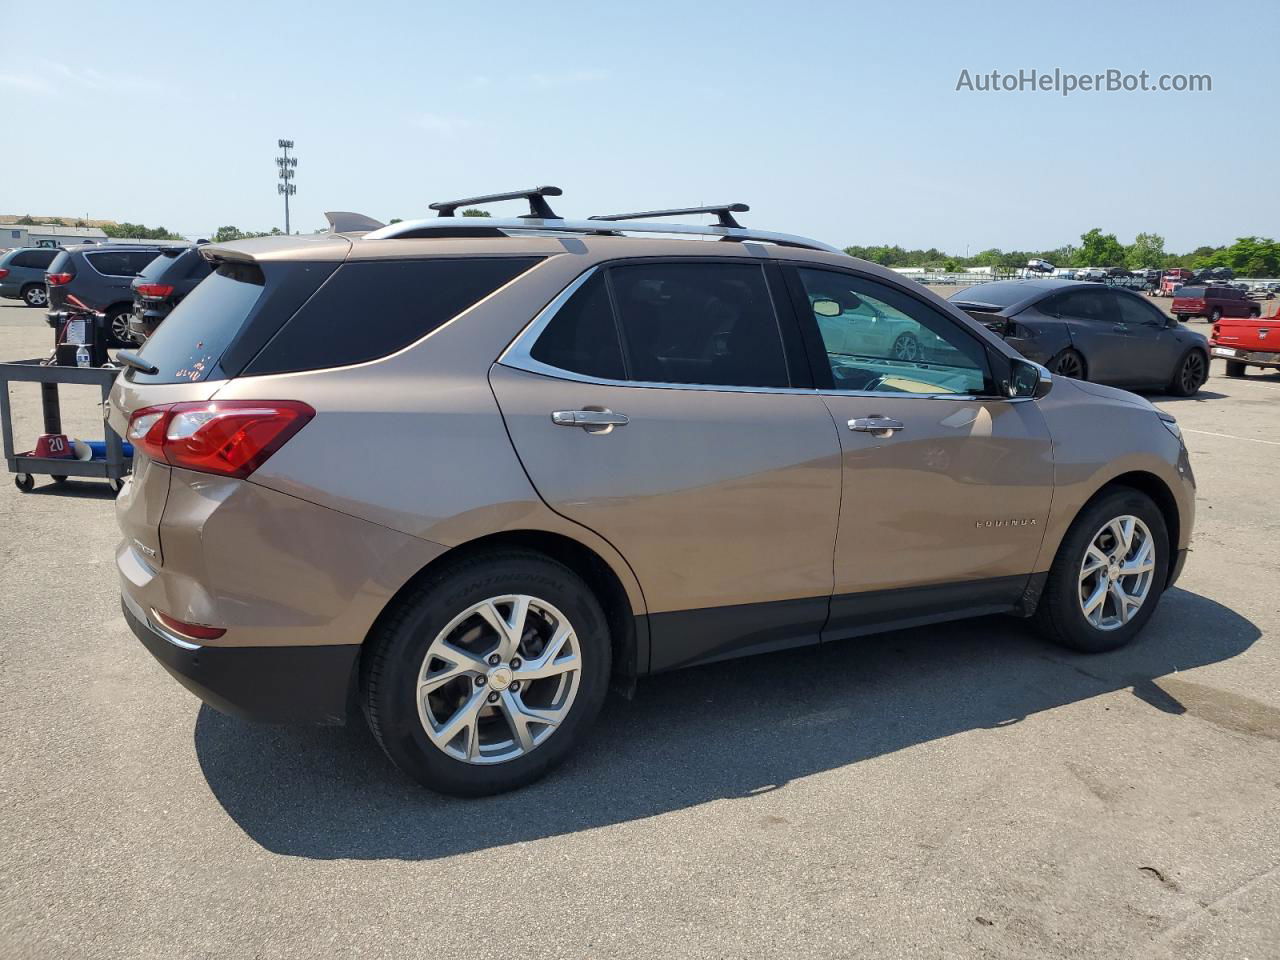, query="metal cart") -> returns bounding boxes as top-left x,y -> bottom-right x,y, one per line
0,358 -> 130,493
